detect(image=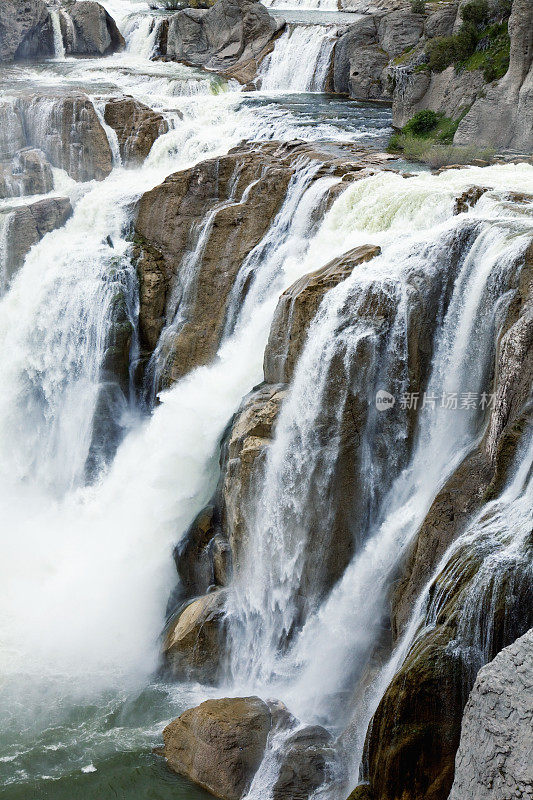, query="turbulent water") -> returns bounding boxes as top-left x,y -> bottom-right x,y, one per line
0,0 -> 532,799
